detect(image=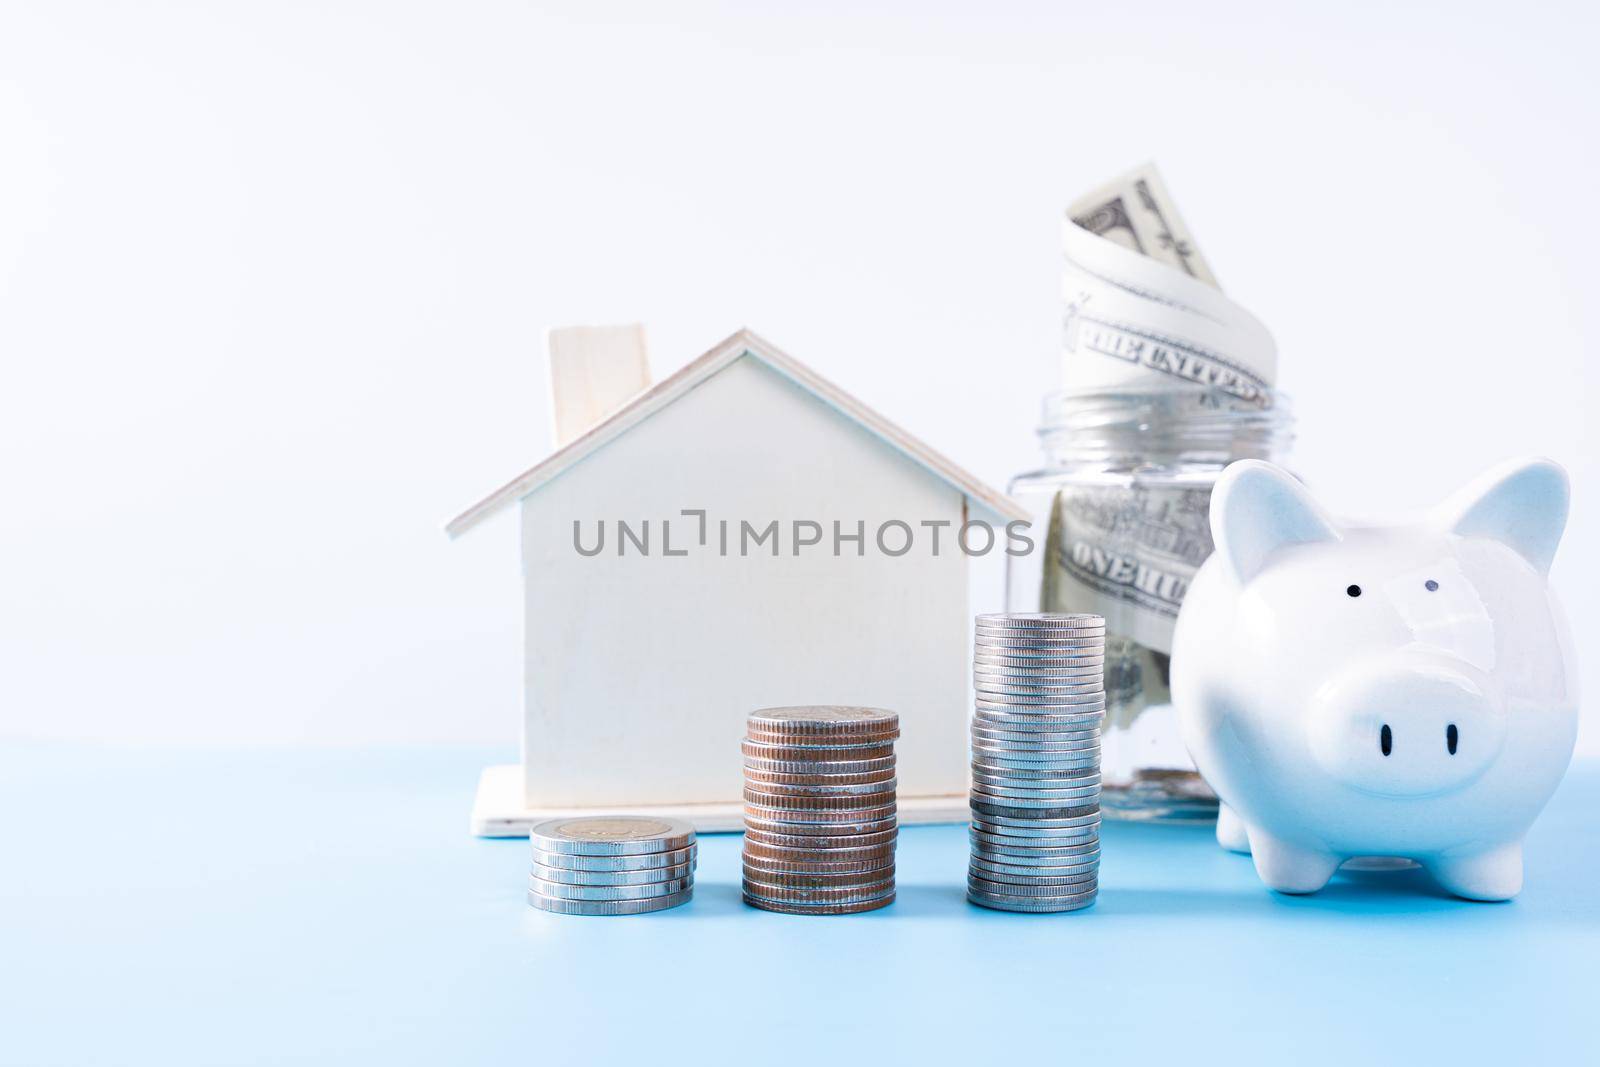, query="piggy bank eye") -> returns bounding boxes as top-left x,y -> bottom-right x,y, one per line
1425,579 -> 1439,592
1346,584 -> 1362,598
